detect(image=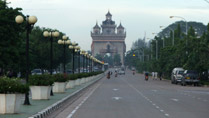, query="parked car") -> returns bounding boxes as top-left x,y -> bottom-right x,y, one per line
171,67 -> 184,84
181,70 -> 200,86
31,69 -> 42,75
